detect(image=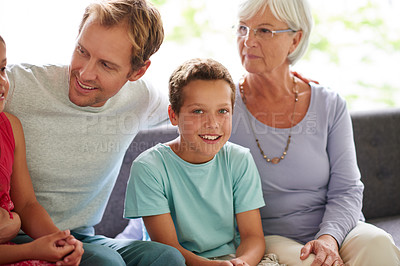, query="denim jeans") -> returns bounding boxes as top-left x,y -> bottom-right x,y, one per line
12,232 -> 185,266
